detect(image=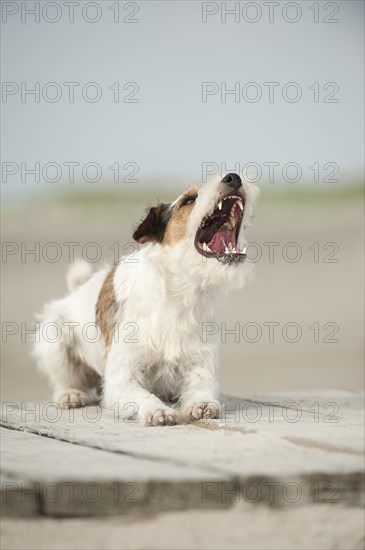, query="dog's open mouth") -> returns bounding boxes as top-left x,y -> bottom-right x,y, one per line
195,195 -> 247,264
